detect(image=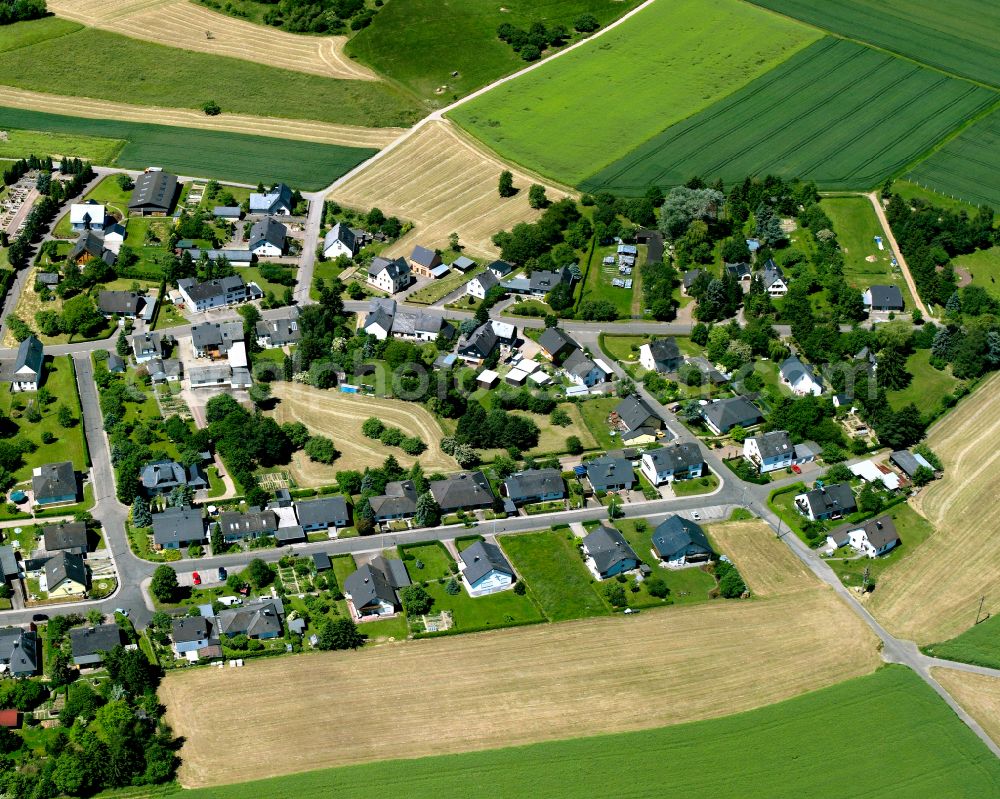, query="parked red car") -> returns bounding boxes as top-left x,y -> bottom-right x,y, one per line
192,571 -> 202,586
791,464 -> 801,474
